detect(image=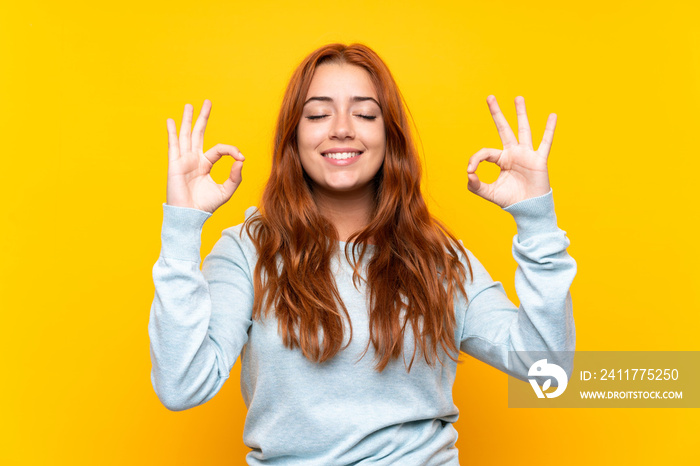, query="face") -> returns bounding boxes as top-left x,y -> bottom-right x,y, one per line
297,63 -> 386,198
